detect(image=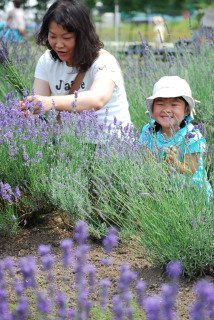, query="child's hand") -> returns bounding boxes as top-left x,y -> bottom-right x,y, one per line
164,146 -> 180,166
